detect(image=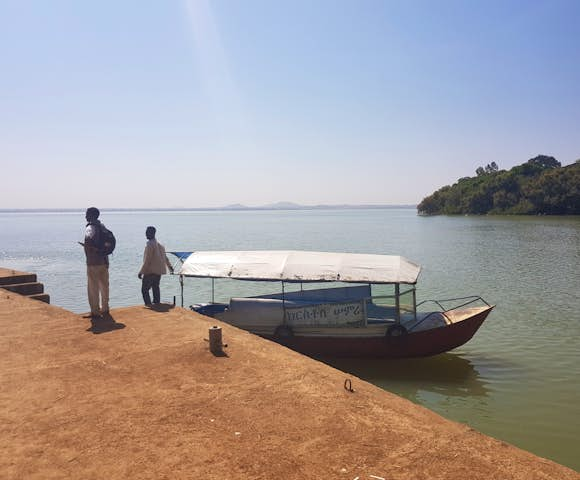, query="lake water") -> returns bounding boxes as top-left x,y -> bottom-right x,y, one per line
1,208 -> 579,470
